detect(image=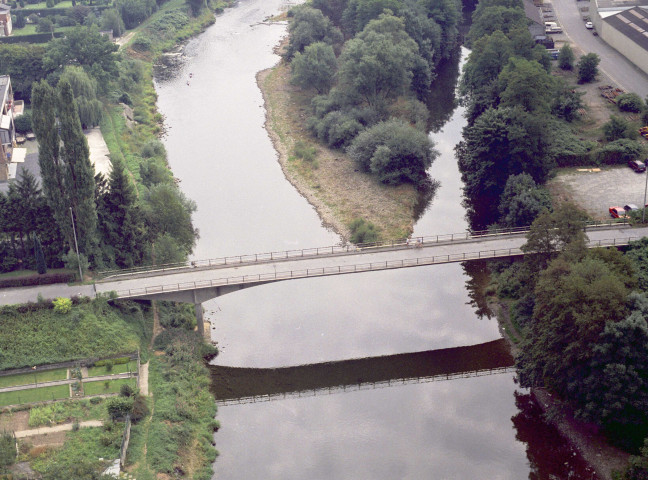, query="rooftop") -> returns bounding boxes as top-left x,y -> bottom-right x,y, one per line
596,0 -> 648,10
604,6 -> 648,51
522,0 -> 543,25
